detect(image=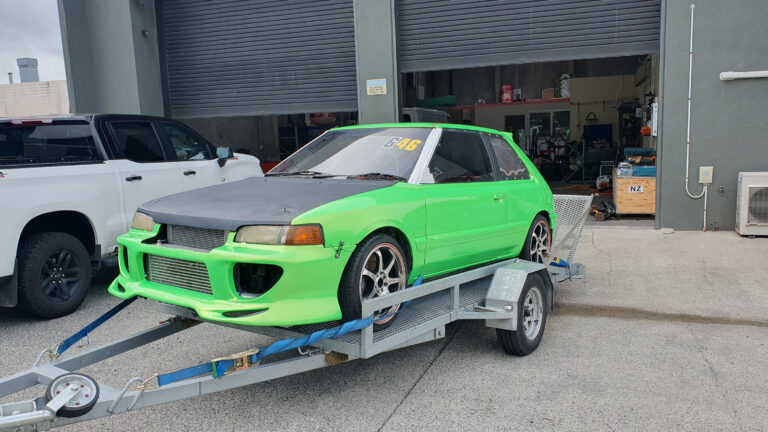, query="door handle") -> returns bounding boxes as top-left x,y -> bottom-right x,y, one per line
183,170 -> 196,176
493,193 -> 506,200
125,175 -> 143,182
